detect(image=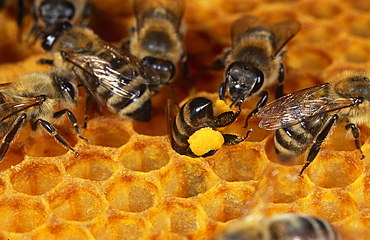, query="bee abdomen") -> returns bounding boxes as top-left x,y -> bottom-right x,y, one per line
264,215 -> 341,240
171,97 -> 215,157
274,124 -> 314,163
99,83 -> 152,122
